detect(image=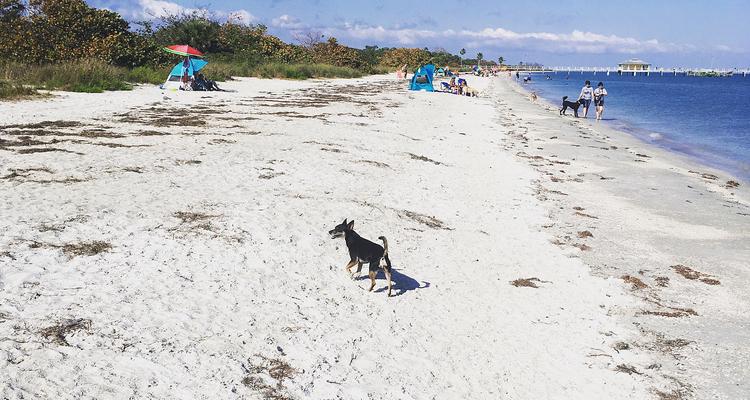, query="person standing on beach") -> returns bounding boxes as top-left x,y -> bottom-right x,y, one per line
593,82 -> 608,120
578,80 -> 594,118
